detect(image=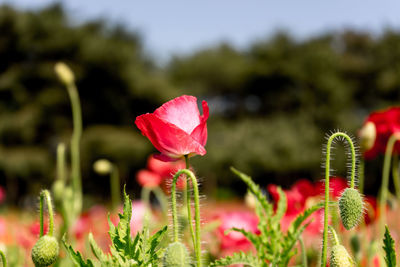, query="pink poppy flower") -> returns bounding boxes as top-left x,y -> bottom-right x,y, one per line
135,95 -> 209,162
136,169 -> 163,188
